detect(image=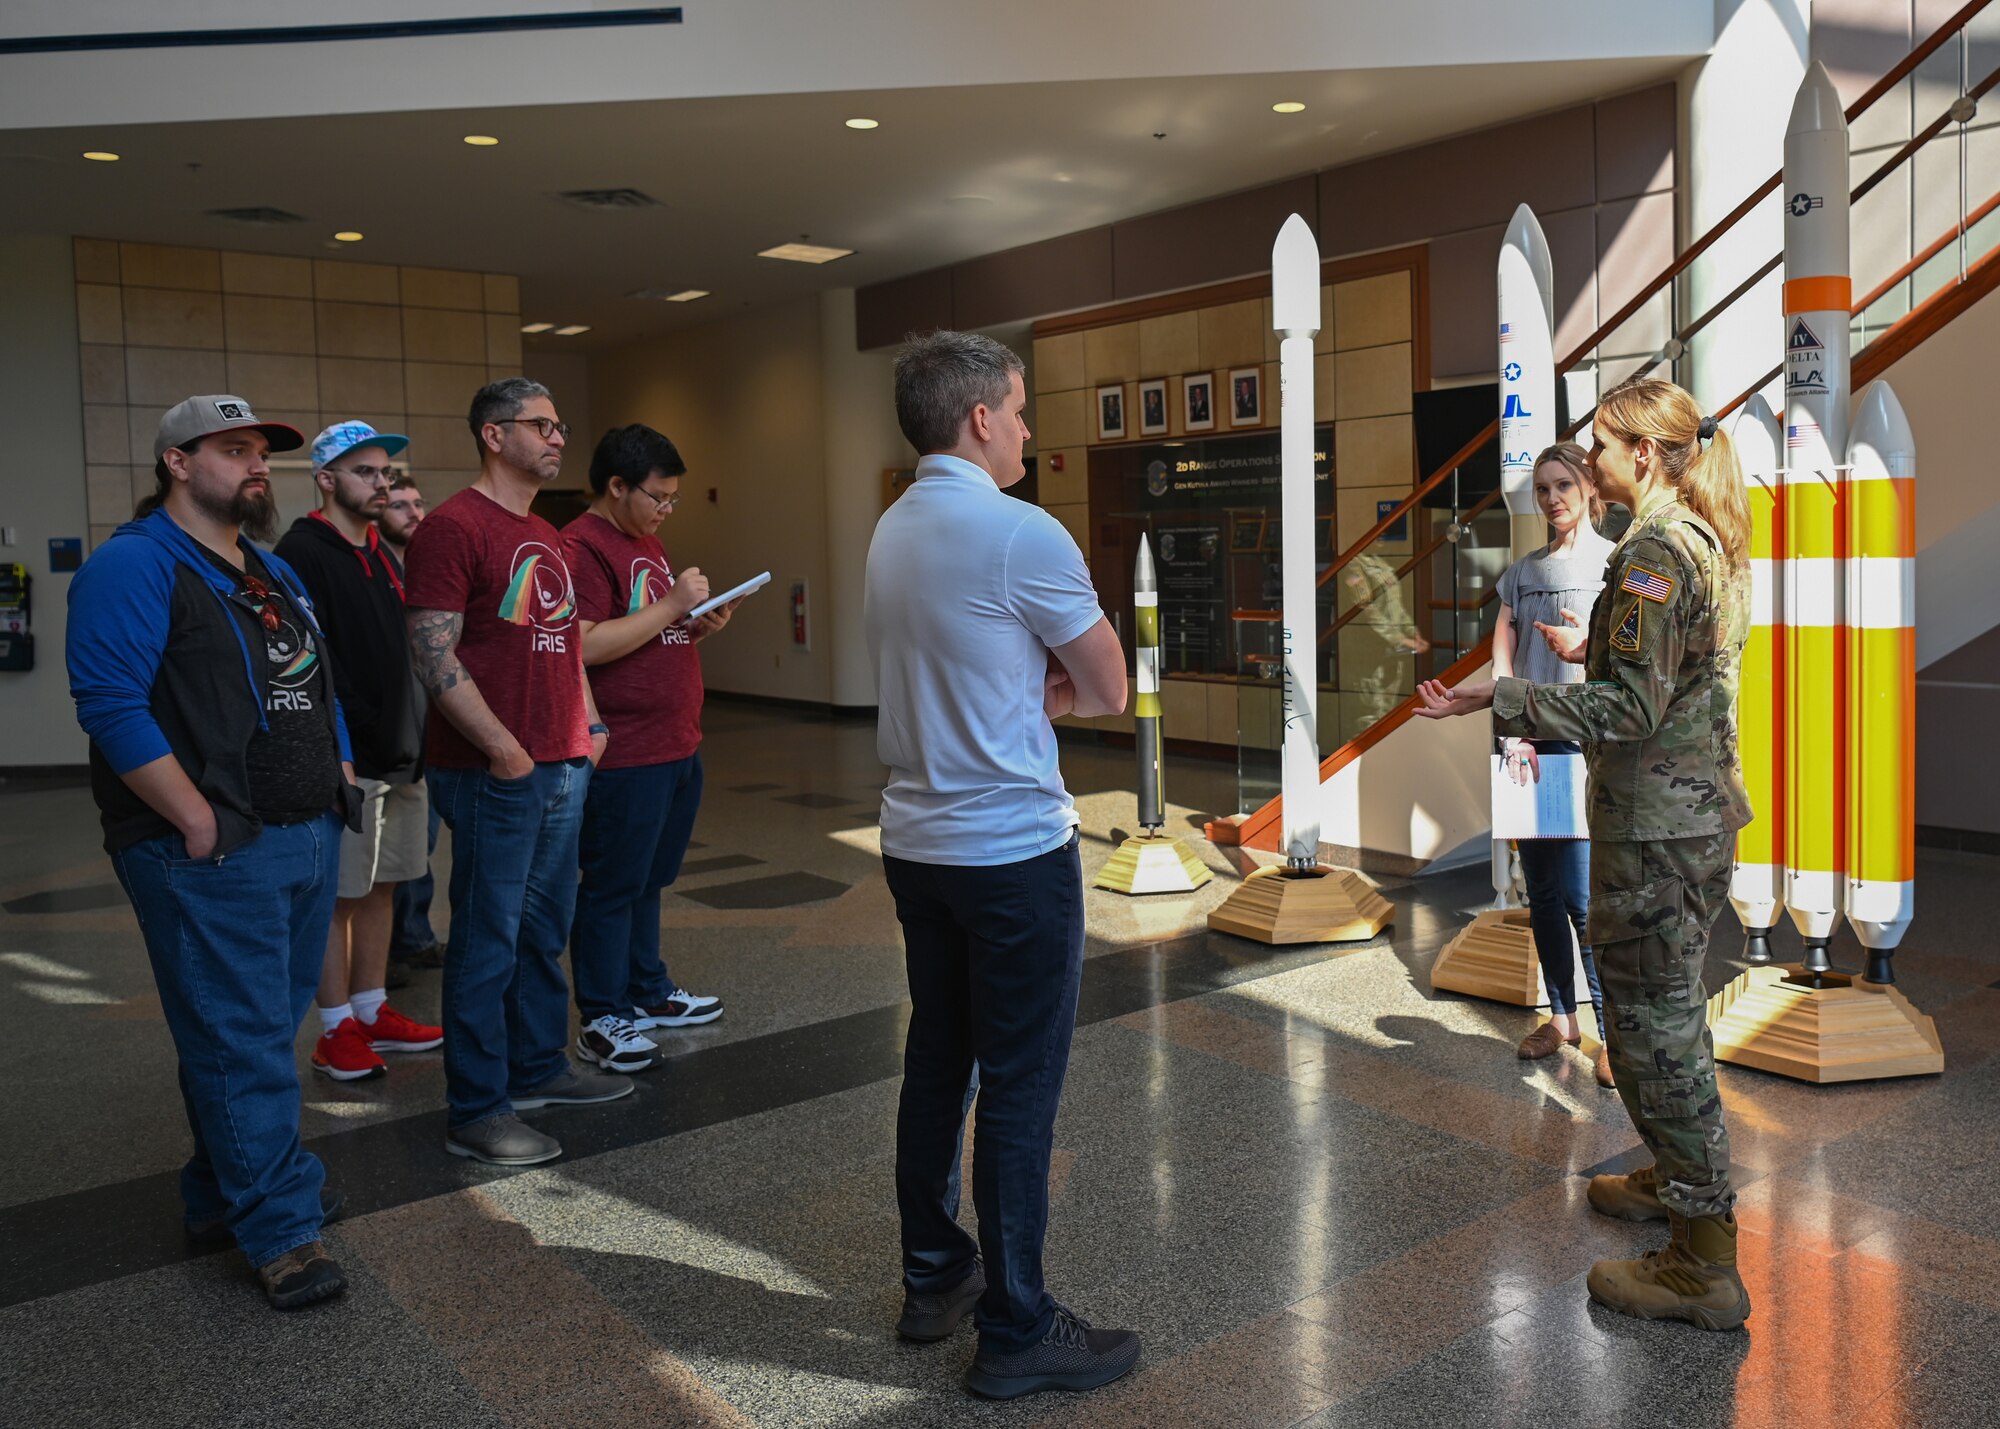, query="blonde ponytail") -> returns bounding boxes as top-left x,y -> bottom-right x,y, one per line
1596,377 -> 1751,567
